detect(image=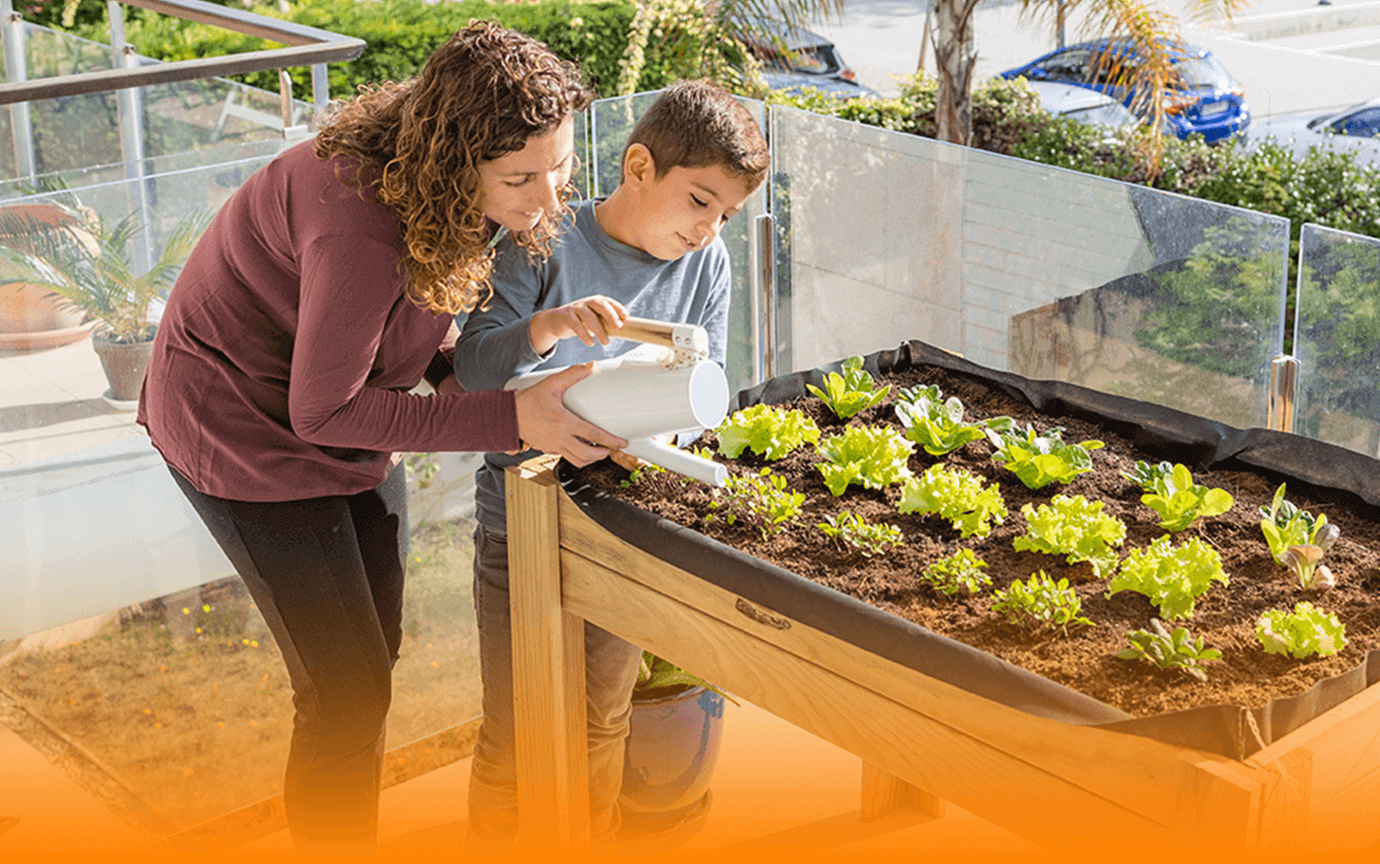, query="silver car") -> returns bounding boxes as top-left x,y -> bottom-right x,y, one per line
1245,98 -> 1380,165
